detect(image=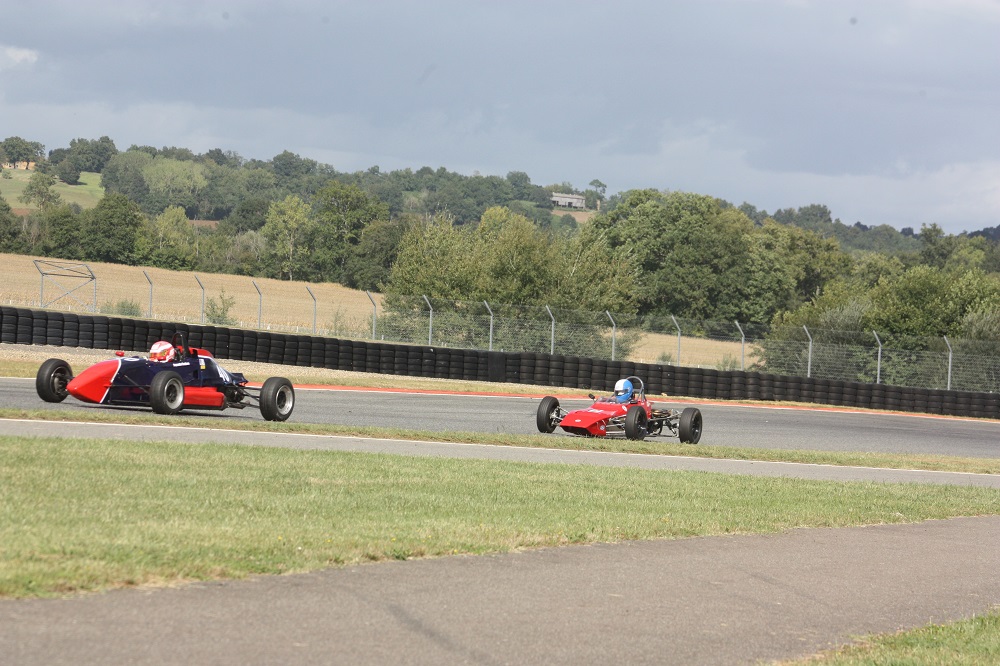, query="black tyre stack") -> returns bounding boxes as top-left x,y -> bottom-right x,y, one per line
62,312 -> 80,347
0,306 -> 18,343
31,310 -> 49,345
323,337 -> 339,371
